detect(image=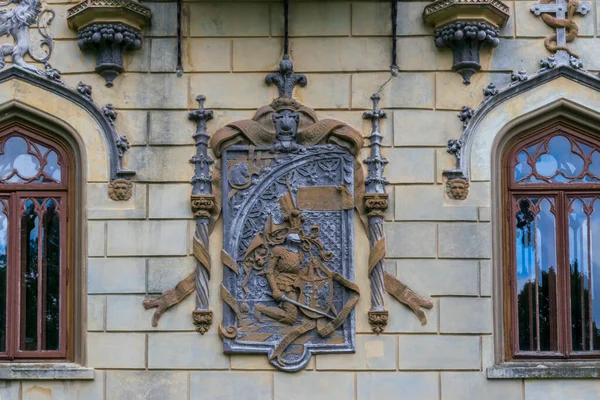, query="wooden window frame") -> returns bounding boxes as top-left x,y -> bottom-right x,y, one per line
503,121 -> 600,361
0,123 -> 74,362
